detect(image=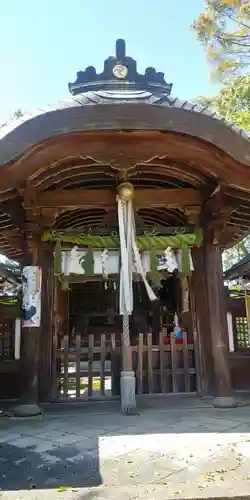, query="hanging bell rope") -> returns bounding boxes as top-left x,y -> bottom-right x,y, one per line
117,181 -> 157,318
